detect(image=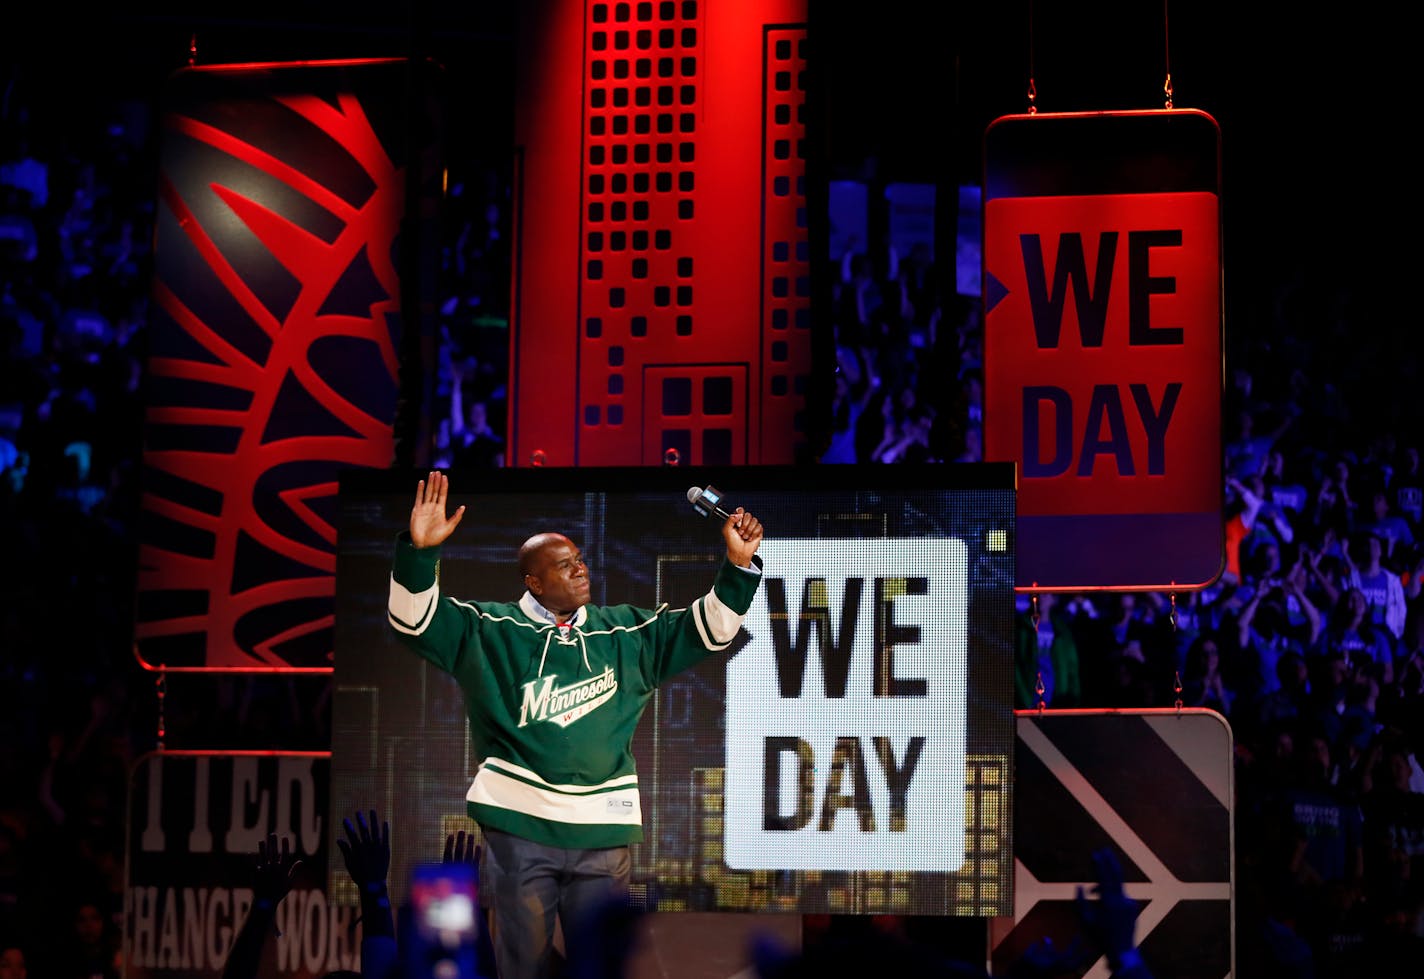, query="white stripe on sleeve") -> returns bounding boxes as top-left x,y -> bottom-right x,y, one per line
388,574 -> 439,635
